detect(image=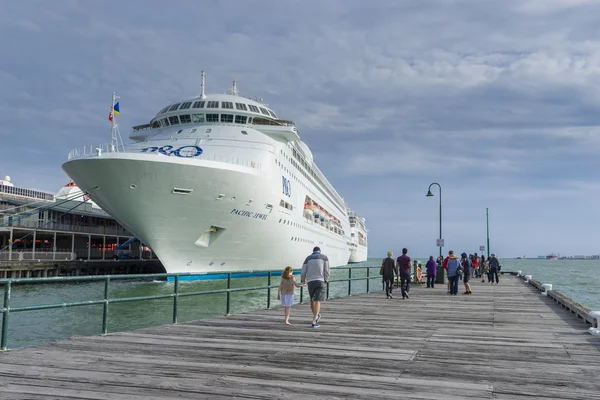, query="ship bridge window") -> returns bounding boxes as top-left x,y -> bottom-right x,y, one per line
152,120 -> 161,128
259,107 -> 270,116
191,113 -> 205,123
220,114 -> 234,123
206,113 -> 219,122
221,101 -> 233,109
248,105 -> 259,113
180,102 -> 192,110
168,103 -> 182,111
235,103 -> 248,111
206,101 -> 219,108
179,114 -> 191,124
158,106 -> 170,115
268,110 -> 277,118
235,115 -> 247,124
168,116 -> 180,125
162,118 -> 170,126
192,101 -> 205,108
